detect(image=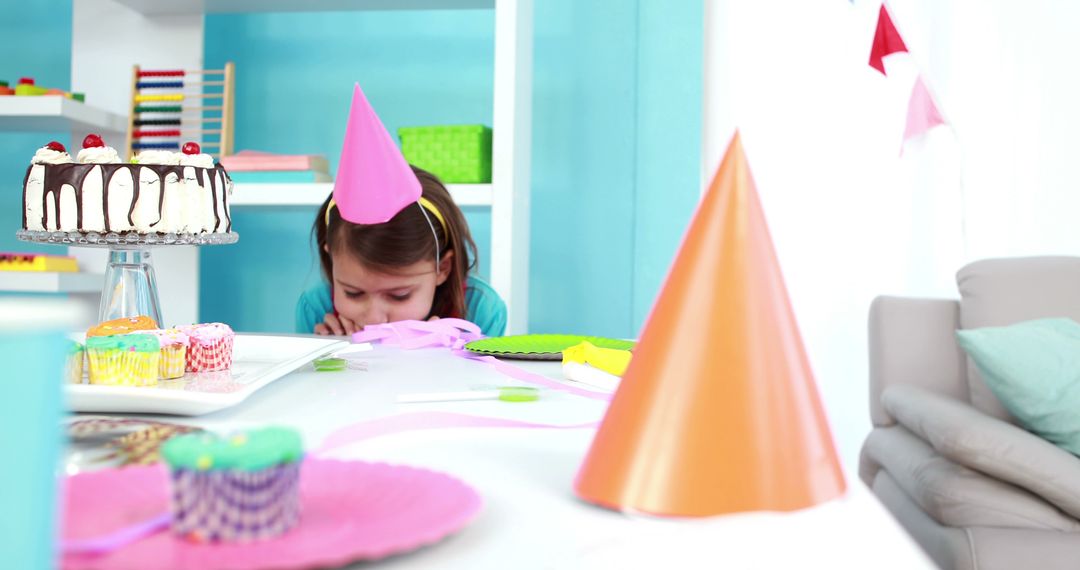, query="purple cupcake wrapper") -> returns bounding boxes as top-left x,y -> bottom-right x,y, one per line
169,462 -> 301,542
